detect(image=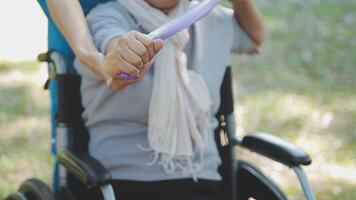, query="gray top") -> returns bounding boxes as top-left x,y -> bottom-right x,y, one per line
74,1 -> 252,181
